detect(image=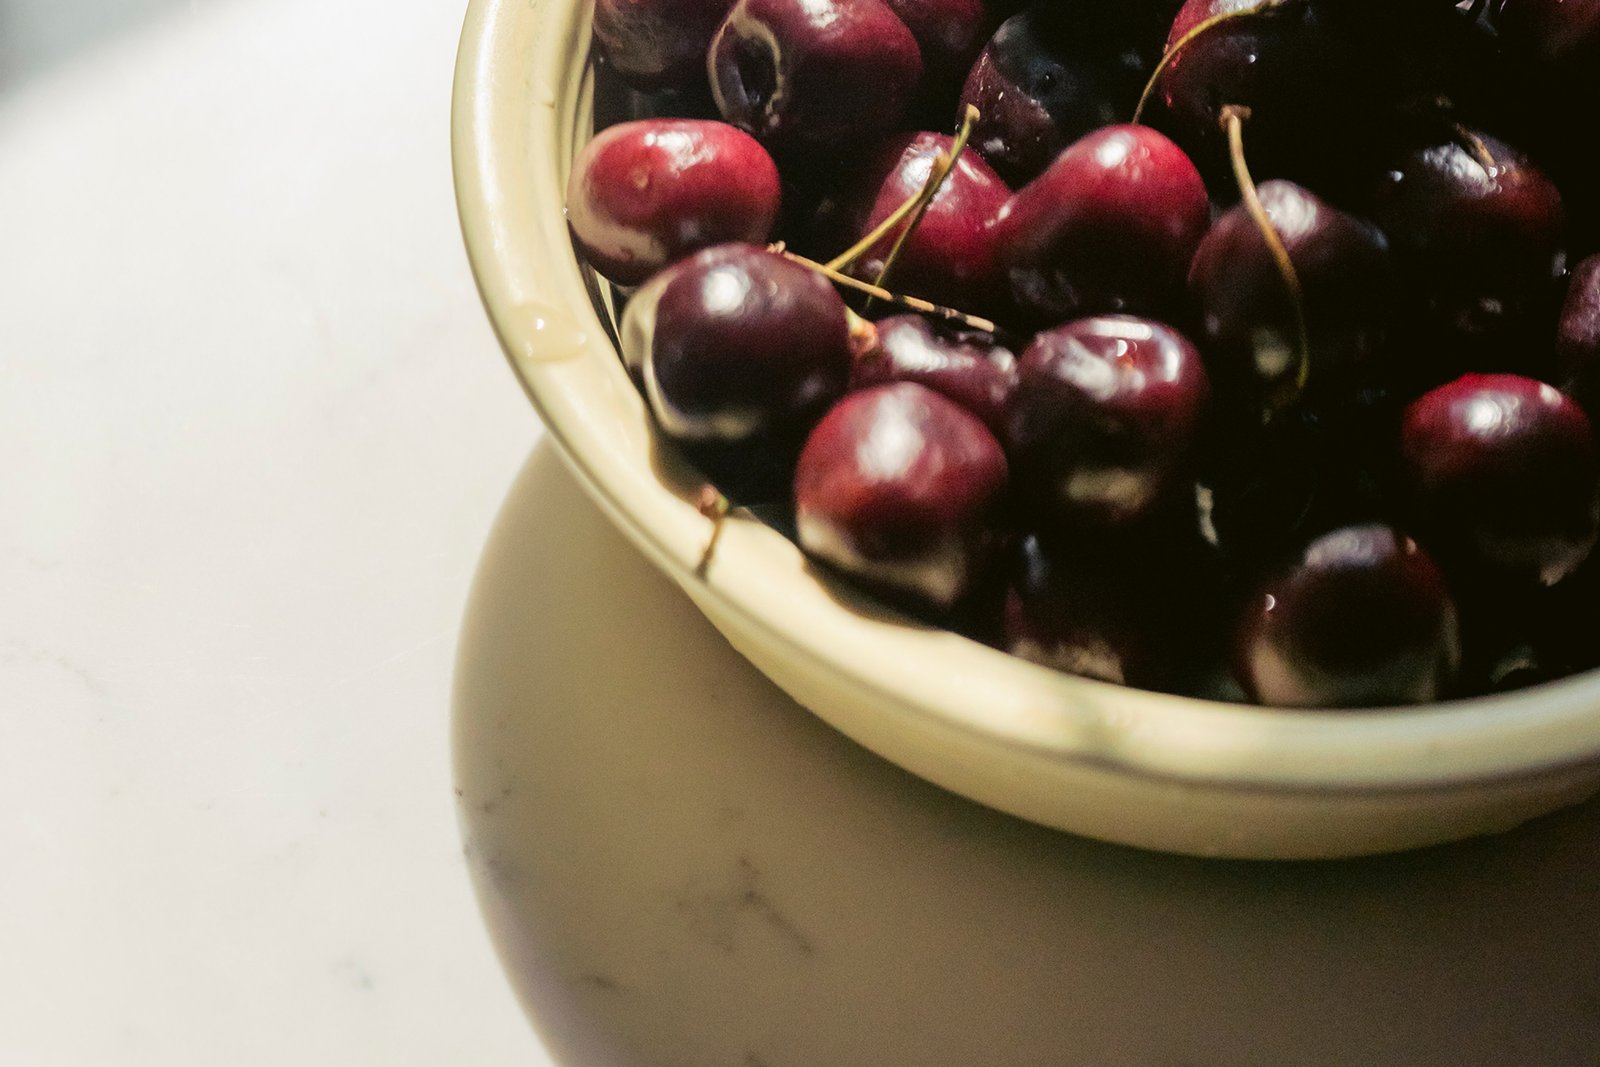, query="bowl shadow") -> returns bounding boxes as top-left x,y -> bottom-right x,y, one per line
453,440 -> 1600,1067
